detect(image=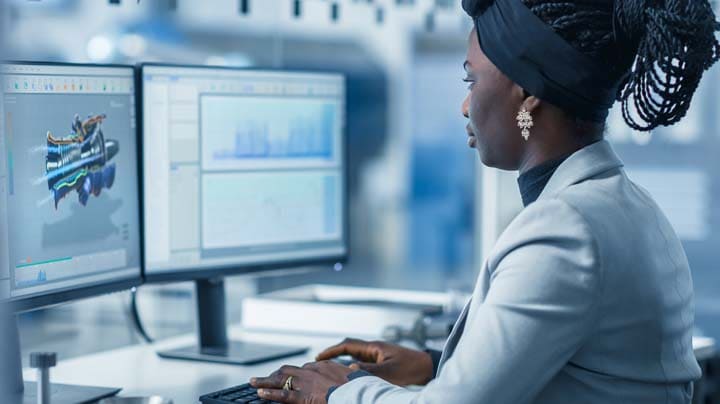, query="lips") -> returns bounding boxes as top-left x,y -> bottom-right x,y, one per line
466,126 -> 477,148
